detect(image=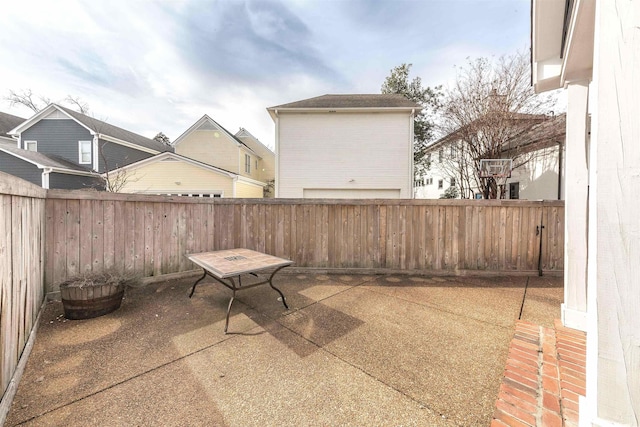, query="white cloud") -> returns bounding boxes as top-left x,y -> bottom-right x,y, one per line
0,0 -> 534,149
